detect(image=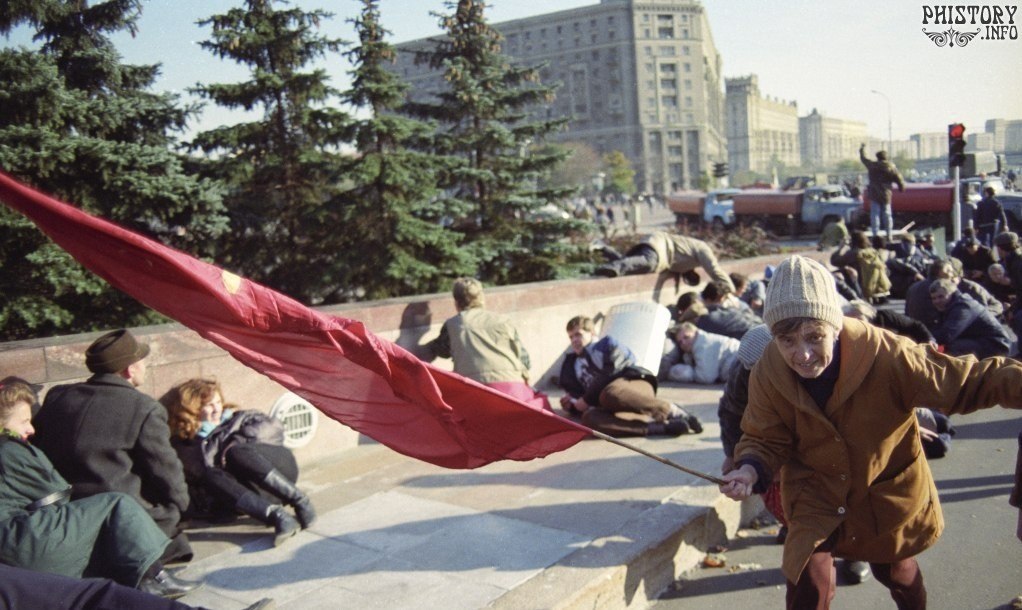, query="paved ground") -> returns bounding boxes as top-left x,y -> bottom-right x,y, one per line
173,382 -> 747,610
654,405 -> 1022,610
